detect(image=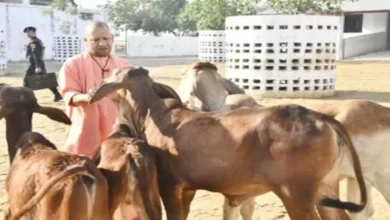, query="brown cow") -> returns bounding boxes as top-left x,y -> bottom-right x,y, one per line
4,131 -> 110,220
0,83 -> 71,163
92,123 -> 162,220
178,62 -> 382,220
88,66 -> 367,220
